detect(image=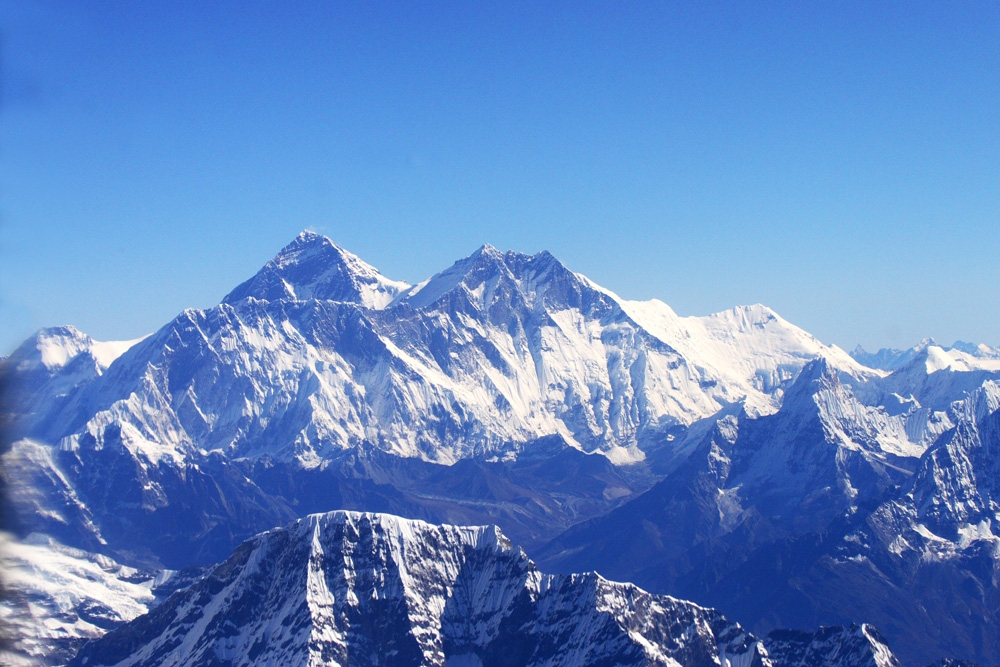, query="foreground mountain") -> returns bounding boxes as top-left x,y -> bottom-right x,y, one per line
68,511 -> 772,667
